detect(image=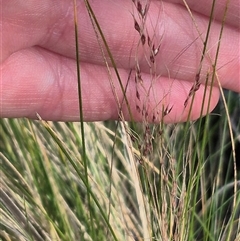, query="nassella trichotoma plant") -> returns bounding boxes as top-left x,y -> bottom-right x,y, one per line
1,1 -> 239,241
